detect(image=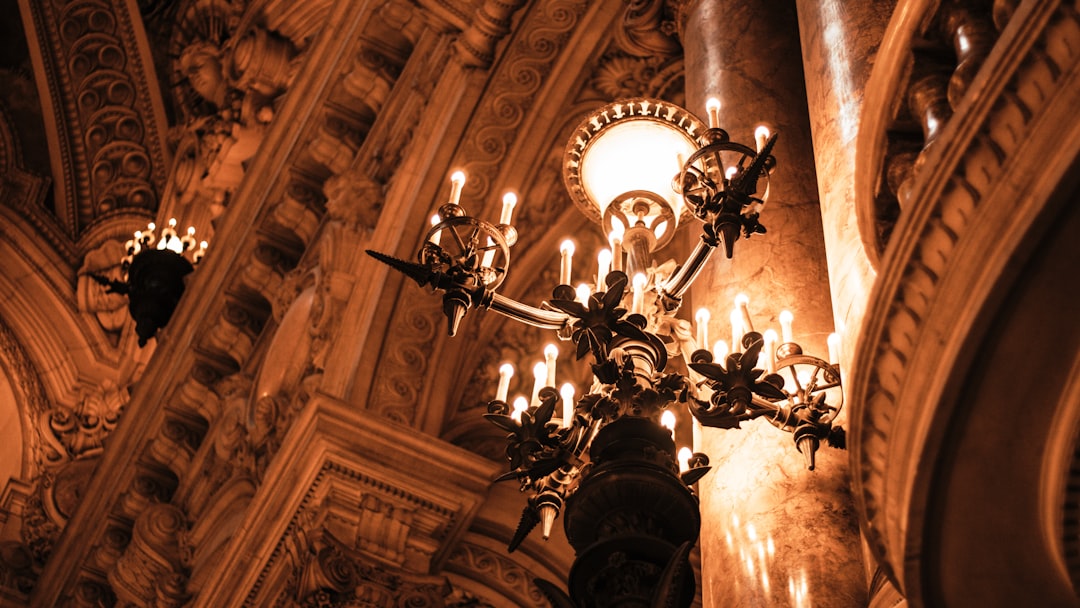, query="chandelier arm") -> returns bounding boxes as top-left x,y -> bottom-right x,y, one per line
487,293 -> 571,331
658,234 -> 717,309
